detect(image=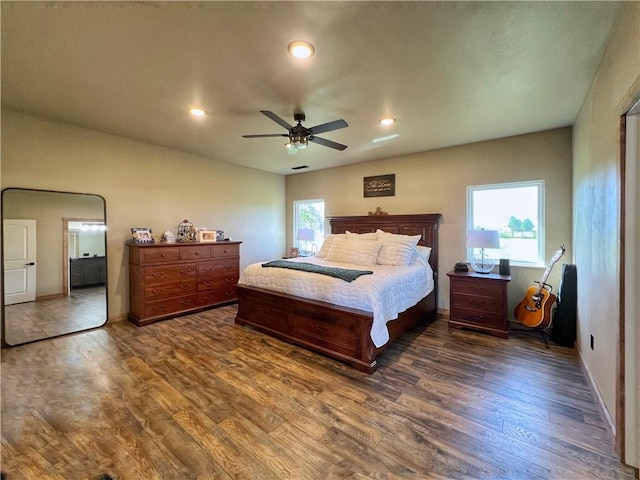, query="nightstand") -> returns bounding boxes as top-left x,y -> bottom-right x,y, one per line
447,270 -> 511,338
